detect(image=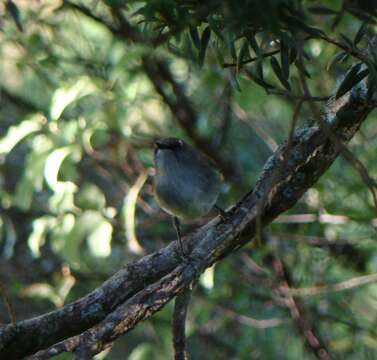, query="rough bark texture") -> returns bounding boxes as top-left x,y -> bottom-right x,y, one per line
0,79 -> 374,358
